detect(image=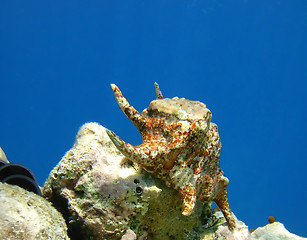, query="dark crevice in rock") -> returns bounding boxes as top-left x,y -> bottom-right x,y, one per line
48,190 -> 95,240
